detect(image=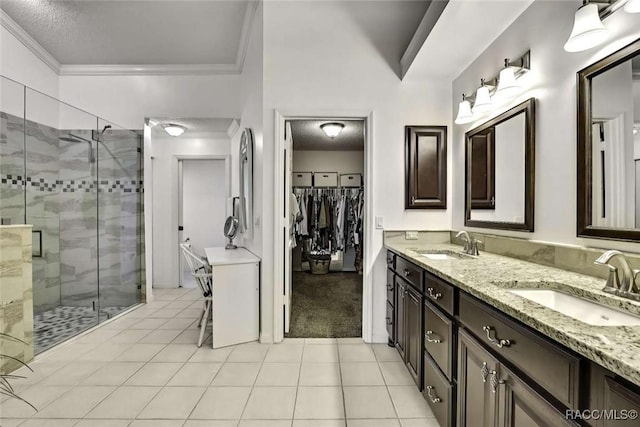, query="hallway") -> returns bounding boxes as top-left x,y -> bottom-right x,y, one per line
1,288 -> 438,427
